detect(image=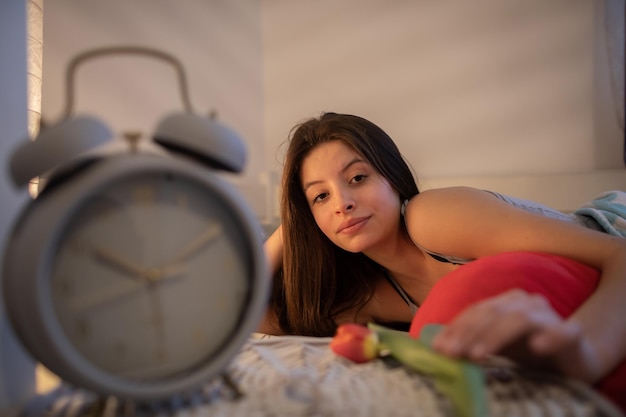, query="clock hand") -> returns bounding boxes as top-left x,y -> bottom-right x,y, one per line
92,246 -> 147,280
141,263 -> 188,282
161,222 -> 222,267
70,281 -> 141,313
94,243 -> 190,283
93,224 -> 219,282
70,266 -> 187,313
